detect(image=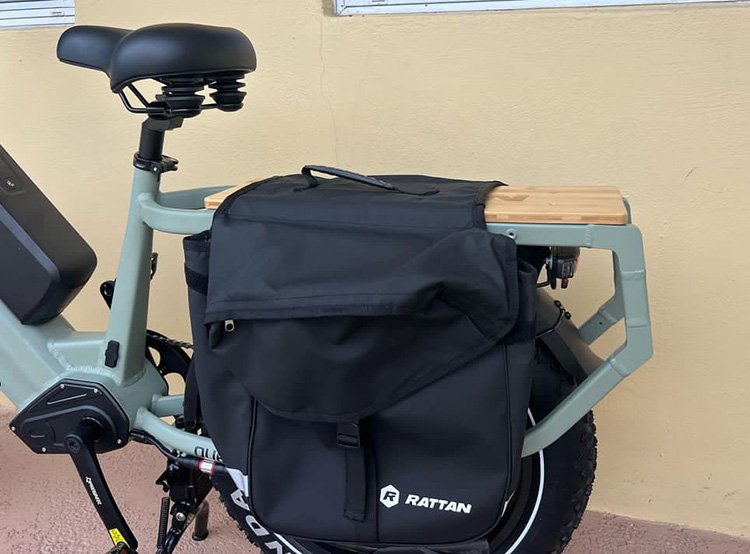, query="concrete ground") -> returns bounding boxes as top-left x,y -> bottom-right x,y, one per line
1,409 -> 748,553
